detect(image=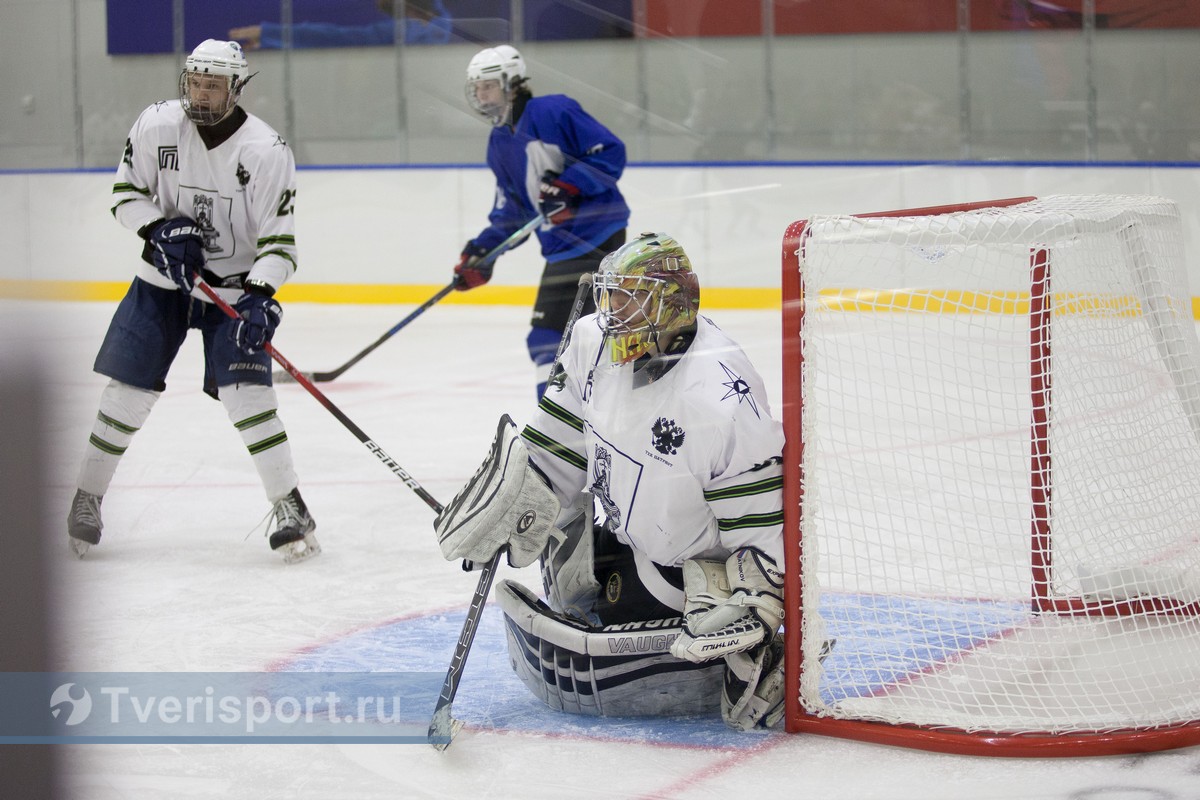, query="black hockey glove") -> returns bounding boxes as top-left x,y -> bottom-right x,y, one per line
452,242 -> 493,291
537,172 -> 581,226
230,281 -> 282,355
149,217 -> 205,293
